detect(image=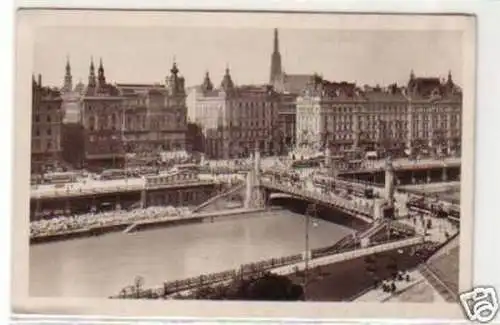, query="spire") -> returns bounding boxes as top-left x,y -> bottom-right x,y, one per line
63,55 -> 73,92
447,70 -> 453,84
273,28 -> 279,53
97,57 -> 106,87
88,56 -> 96,87
269,28 -> 283,85
410,69 -> 415,80
65,55 -> 71,73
